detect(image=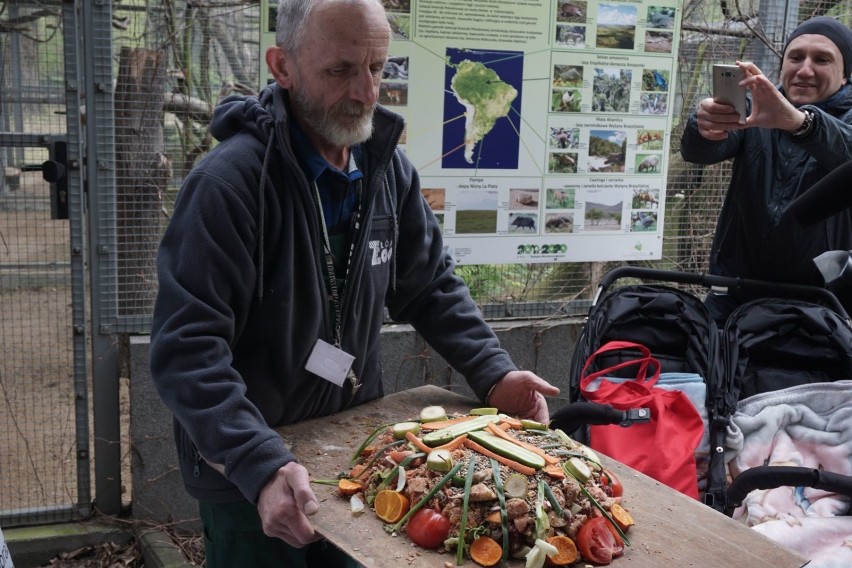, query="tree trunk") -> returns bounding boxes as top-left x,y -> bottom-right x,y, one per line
114,47 -> 169,316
